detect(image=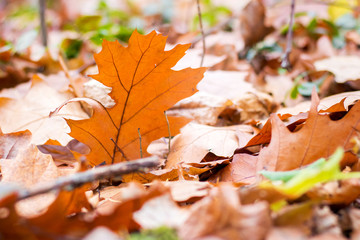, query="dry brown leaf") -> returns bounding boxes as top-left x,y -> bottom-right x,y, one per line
0,81 -> 32,100
277,90 -> 360,115
197,70 -> 256,100
258,90 -> 359,171
53,31 -> 206,166
0,129 -> 31,159
244,113 -> 293,148
0,75 -> 88,145
319,98 -> 347,113
178,183 -> 271,240
0,144 -> 59,217
312,206 -> 342,237
165,123 -> 253,169
168,91 -> 233,125
314,56 -> 360,83
163,180 -> 212,203
307,178 -> 360,205
240,0 -> 273,49
266,227 -> 308,240
0,193 -> 35,239
93,181 -> 169,232
122,168 -> 180,183
133,193 -> 189,229
208,153 -> 258,184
